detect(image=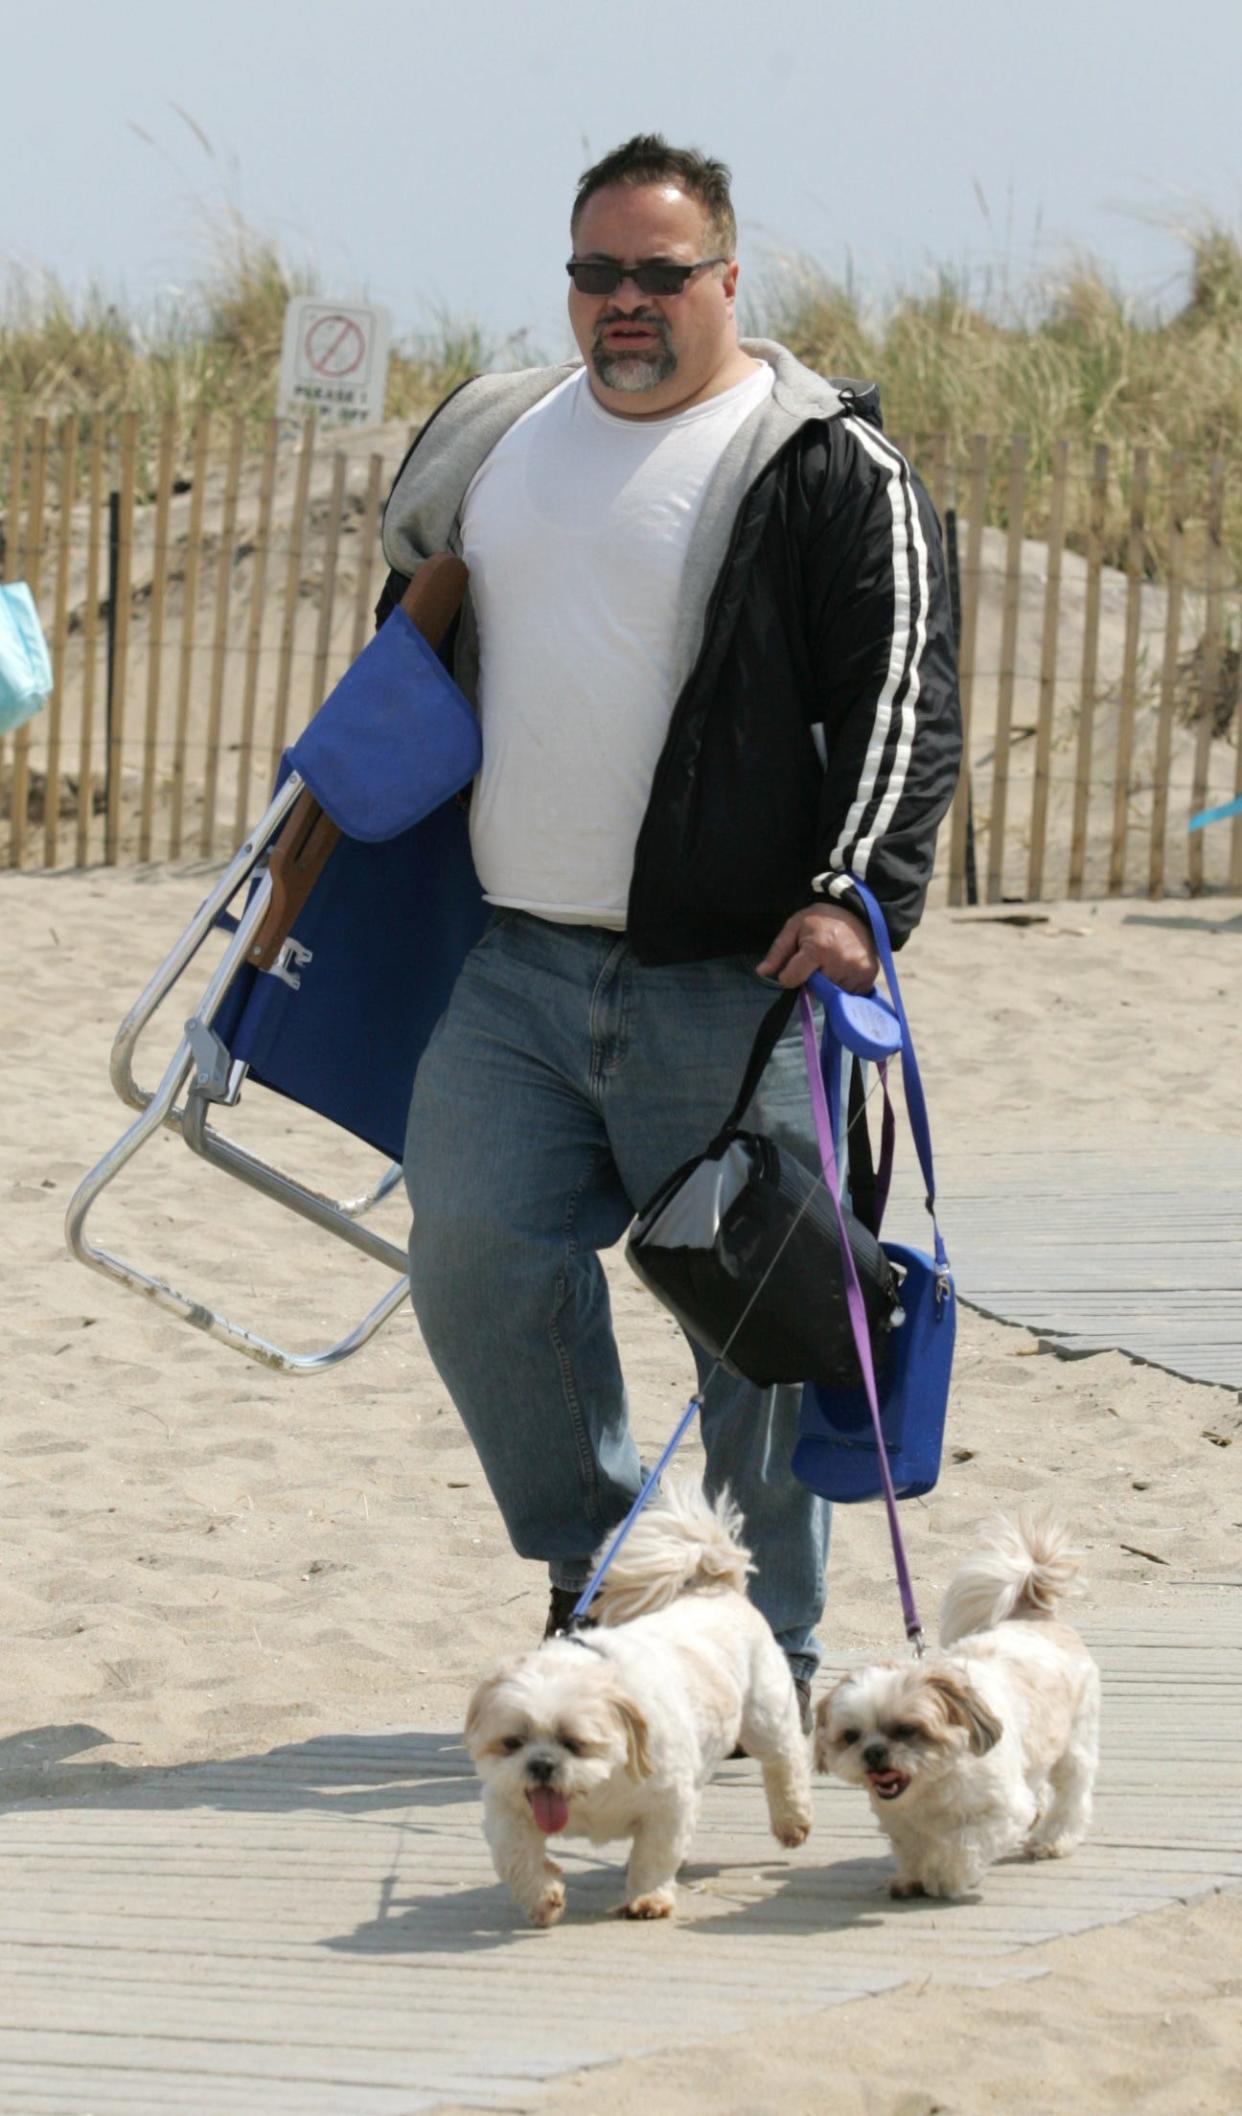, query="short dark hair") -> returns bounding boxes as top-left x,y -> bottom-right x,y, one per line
571,133 -> 737,257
